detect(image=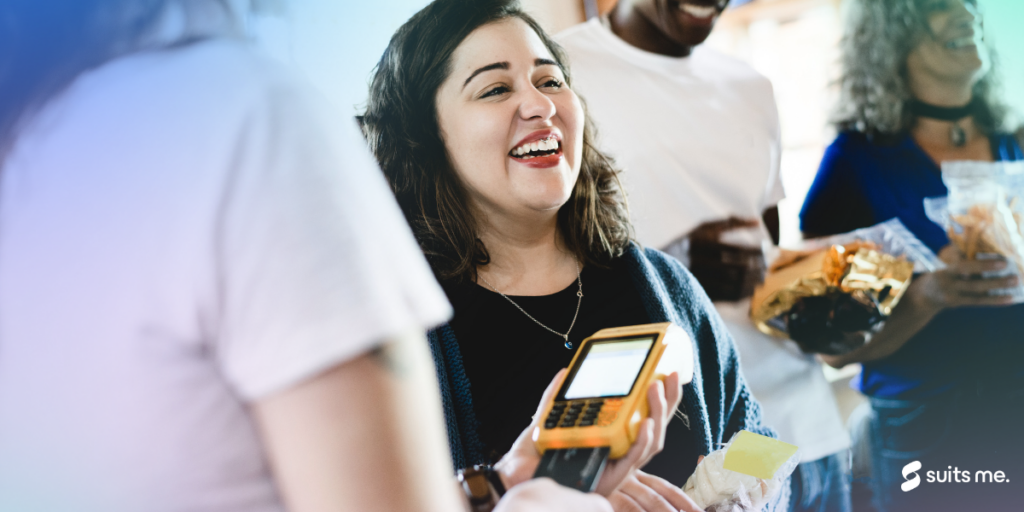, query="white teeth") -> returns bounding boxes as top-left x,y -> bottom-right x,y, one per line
680,4 -> 716,18
946,36 -> 975,49
511,137 -> 559,157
